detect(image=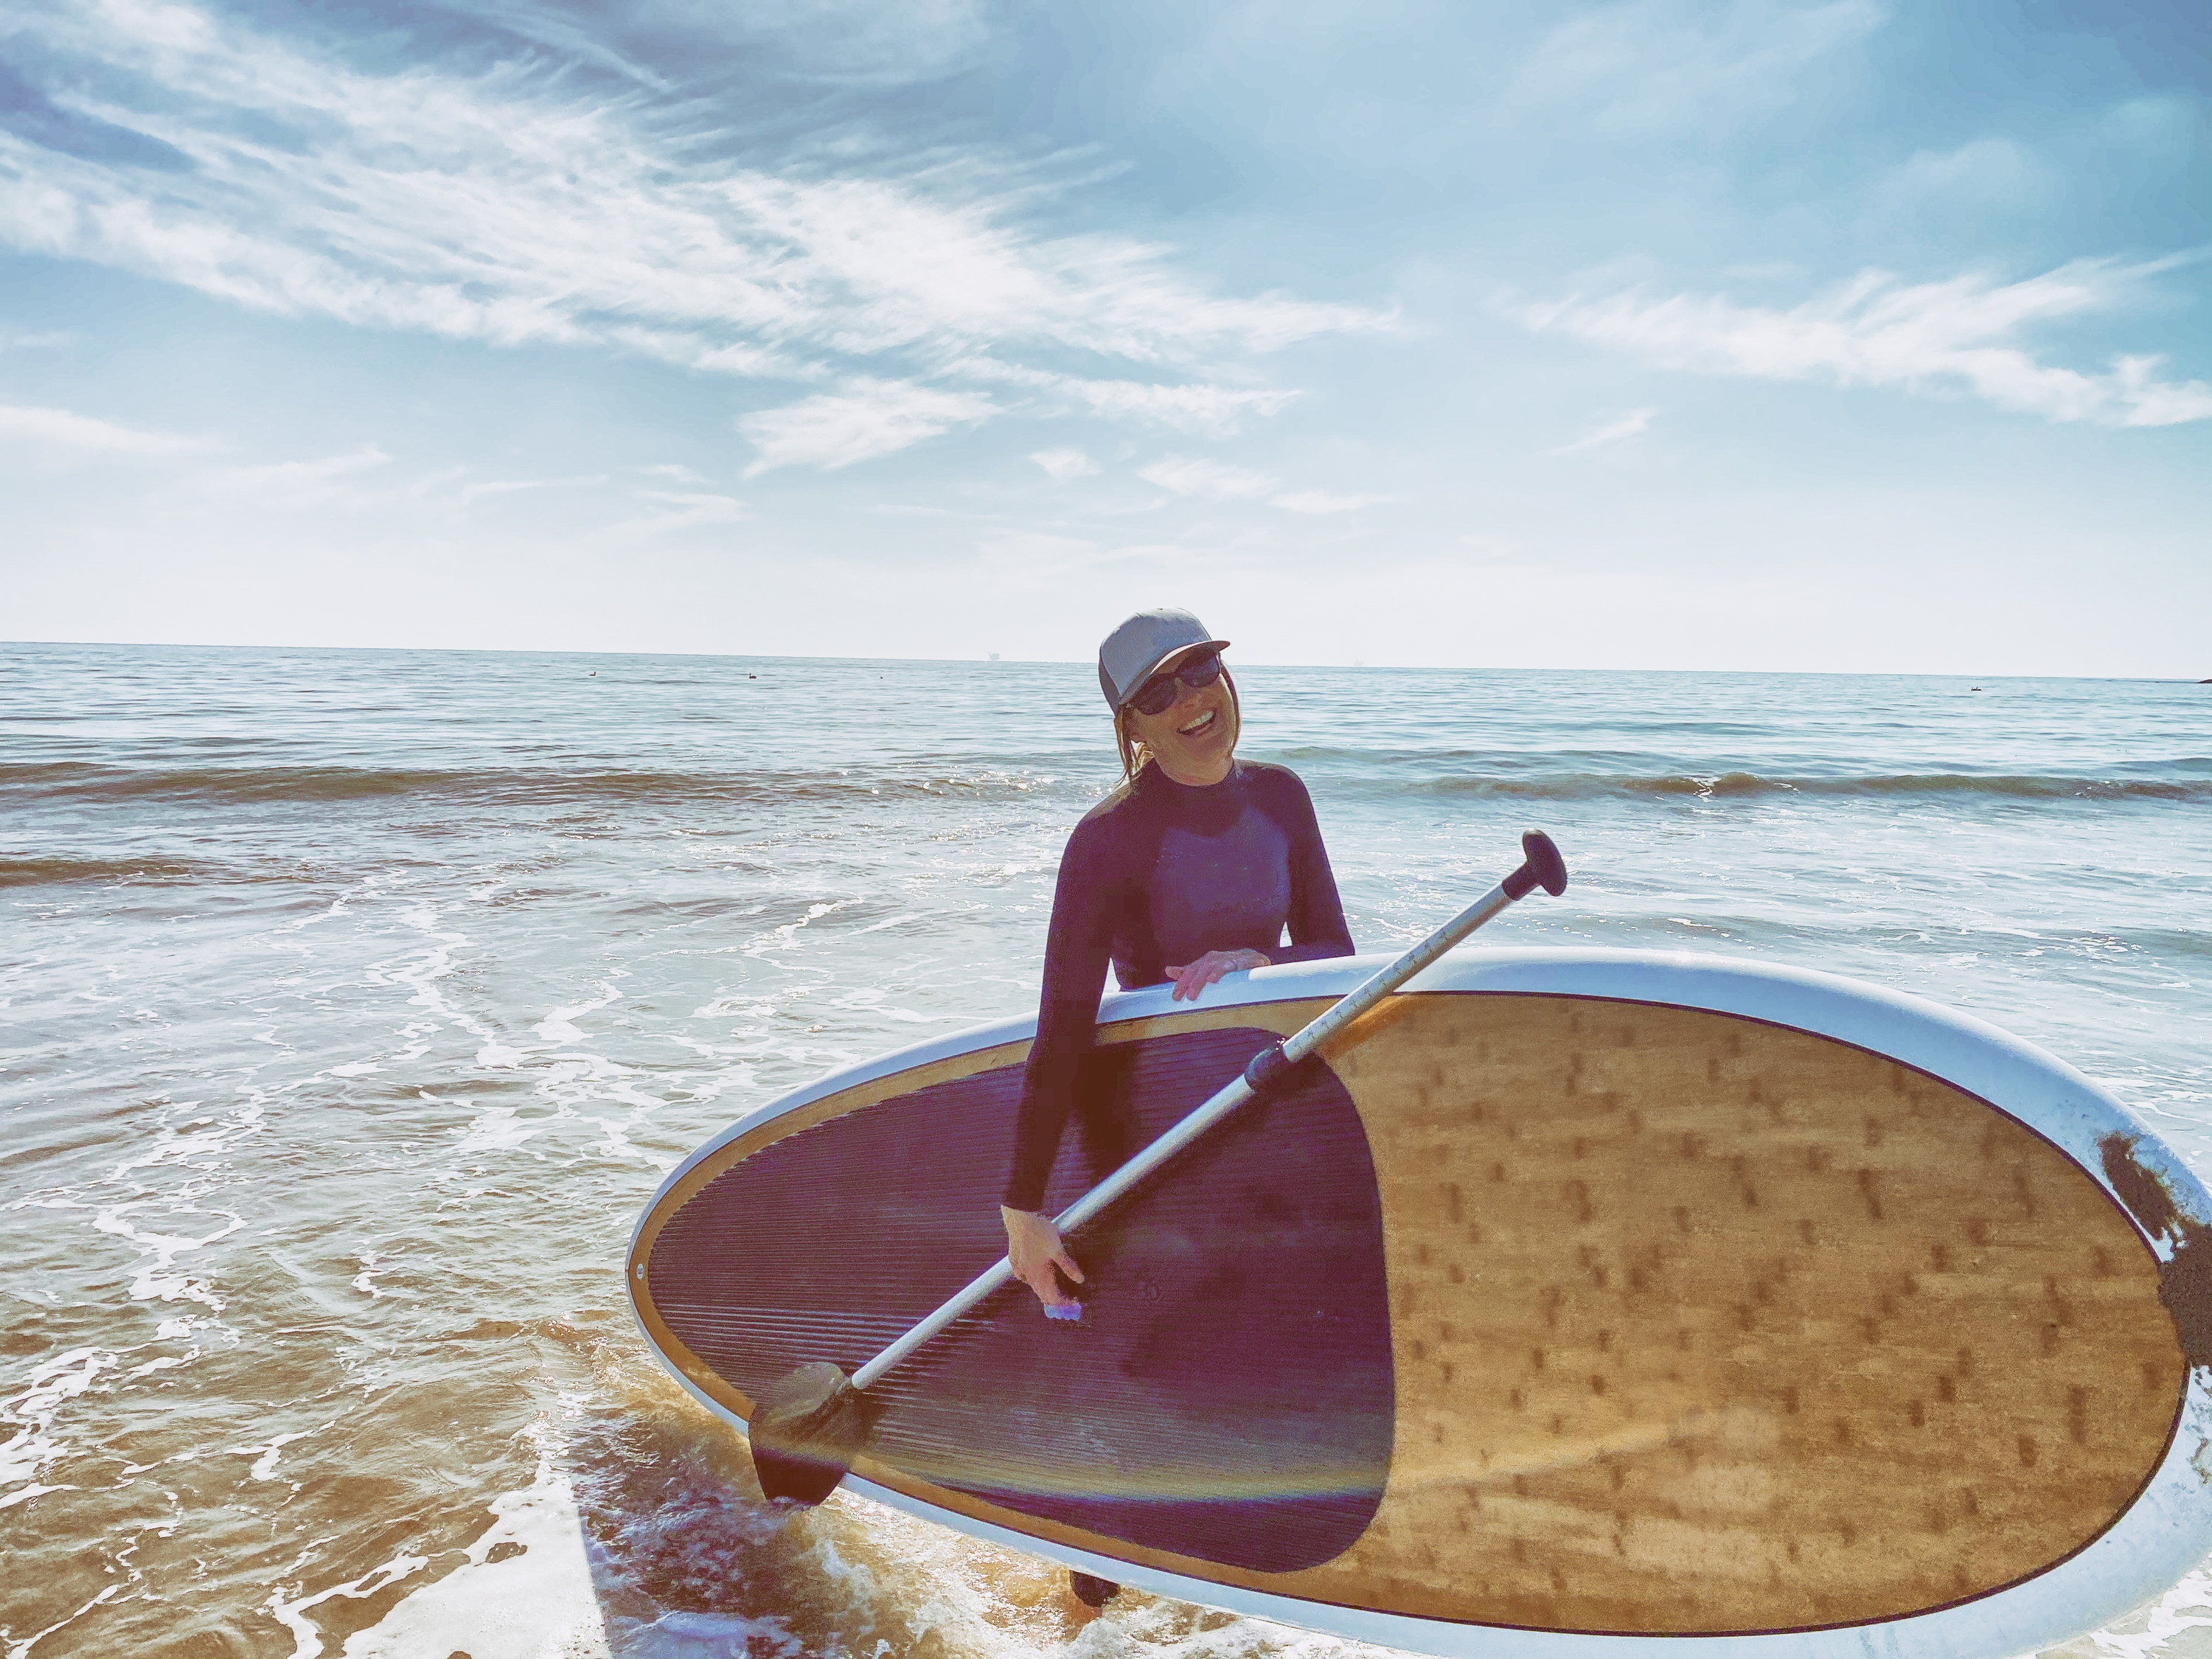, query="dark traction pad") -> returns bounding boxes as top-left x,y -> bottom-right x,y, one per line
649,1026 -> 1394,1572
